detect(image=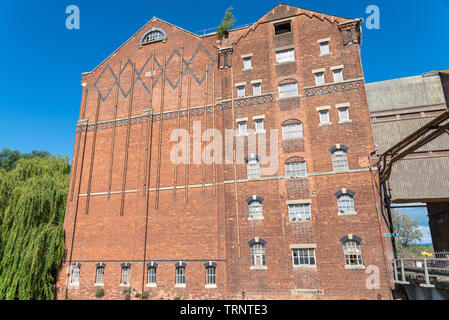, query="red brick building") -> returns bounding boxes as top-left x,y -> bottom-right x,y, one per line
56,4 -> 393,300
